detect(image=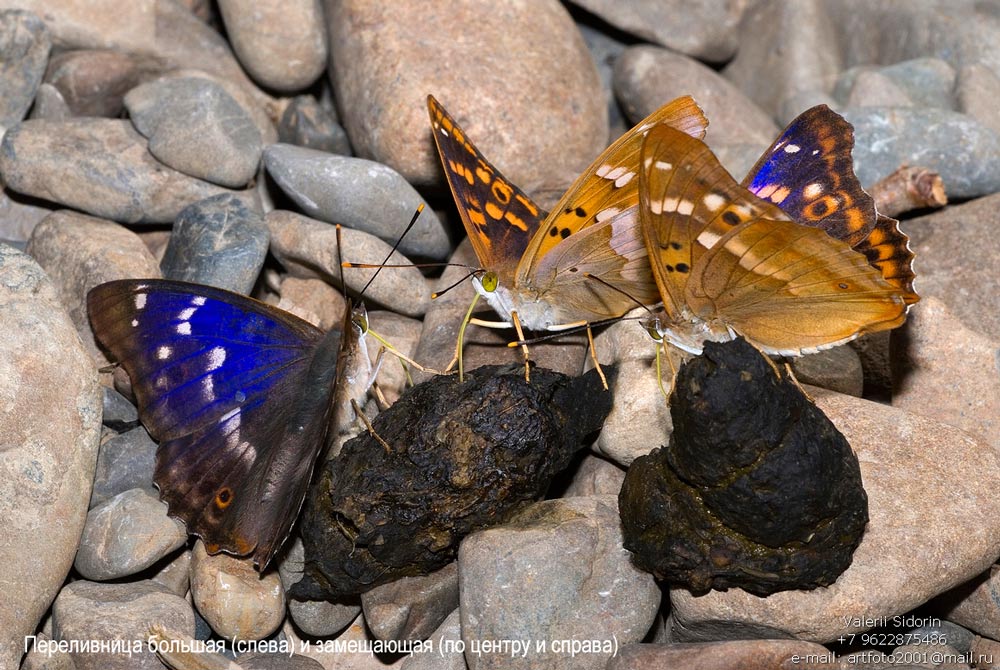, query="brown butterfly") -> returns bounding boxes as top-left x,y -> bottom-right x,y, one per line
638,119 -> 916,357
427,94 -> 709,357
